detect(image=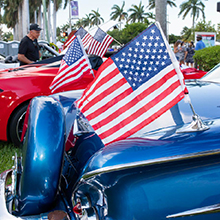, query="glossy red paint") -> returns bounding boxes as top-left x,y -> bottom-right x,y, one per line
0,63 -> 94,142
